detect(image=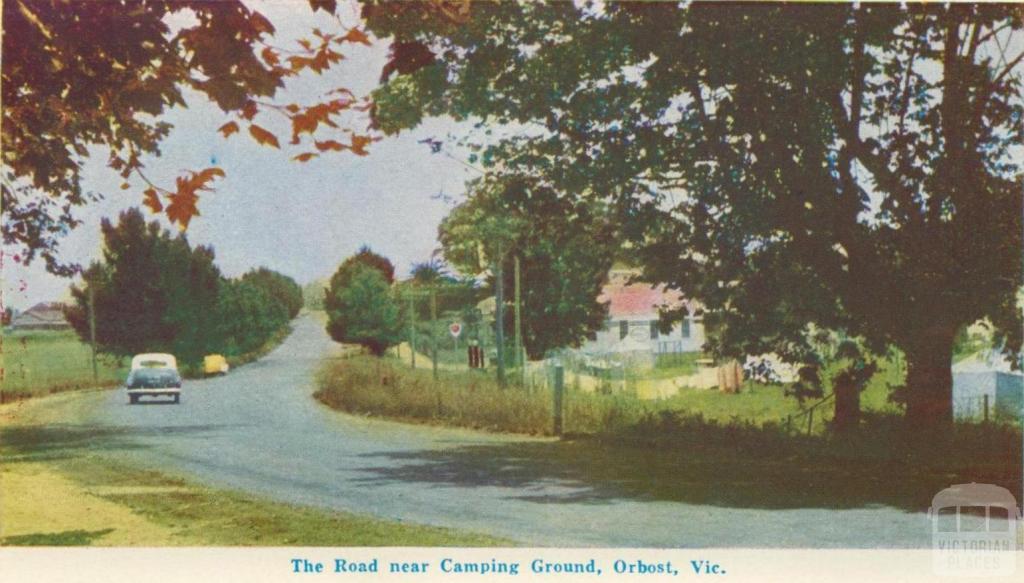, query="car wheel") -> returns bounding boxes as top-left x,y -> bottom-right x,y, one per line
173,394 -> 180,404
129,394 -> 137,405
